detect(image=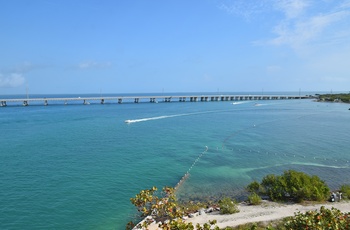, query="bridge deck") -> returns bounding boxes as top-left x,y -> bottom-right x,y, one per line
0,94 -> 311,106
